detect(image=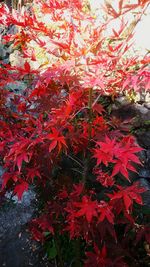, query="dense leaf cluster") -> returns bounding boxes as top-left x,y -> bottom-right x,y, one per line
0,1 -> 150,266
